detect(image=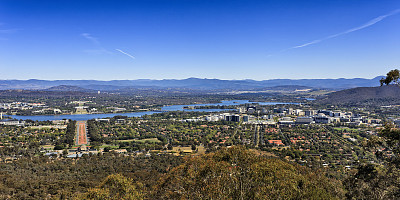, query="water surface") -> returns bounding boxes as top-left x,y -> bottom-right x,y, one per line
6,100 -> 292,121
